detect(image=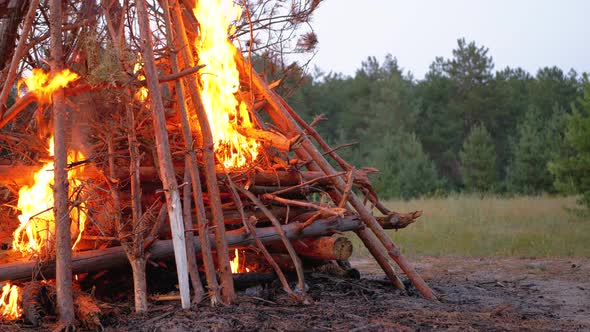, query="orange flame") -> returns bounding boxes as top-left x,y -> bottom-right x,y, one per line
13,137 -> 87,256
192,0 -> 259,169
230,249 -> 250,273
133,54 -> 149,102
230,248 -> 240,273
19,68 -> 79,103
0,282 -> 22,320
